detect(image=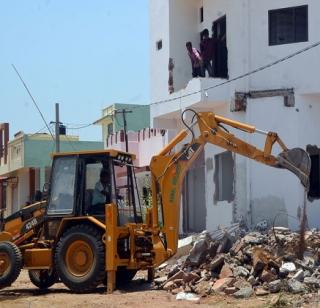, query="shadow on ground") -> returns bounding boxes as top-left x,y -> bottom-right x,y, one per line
0,278 -> 154,302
